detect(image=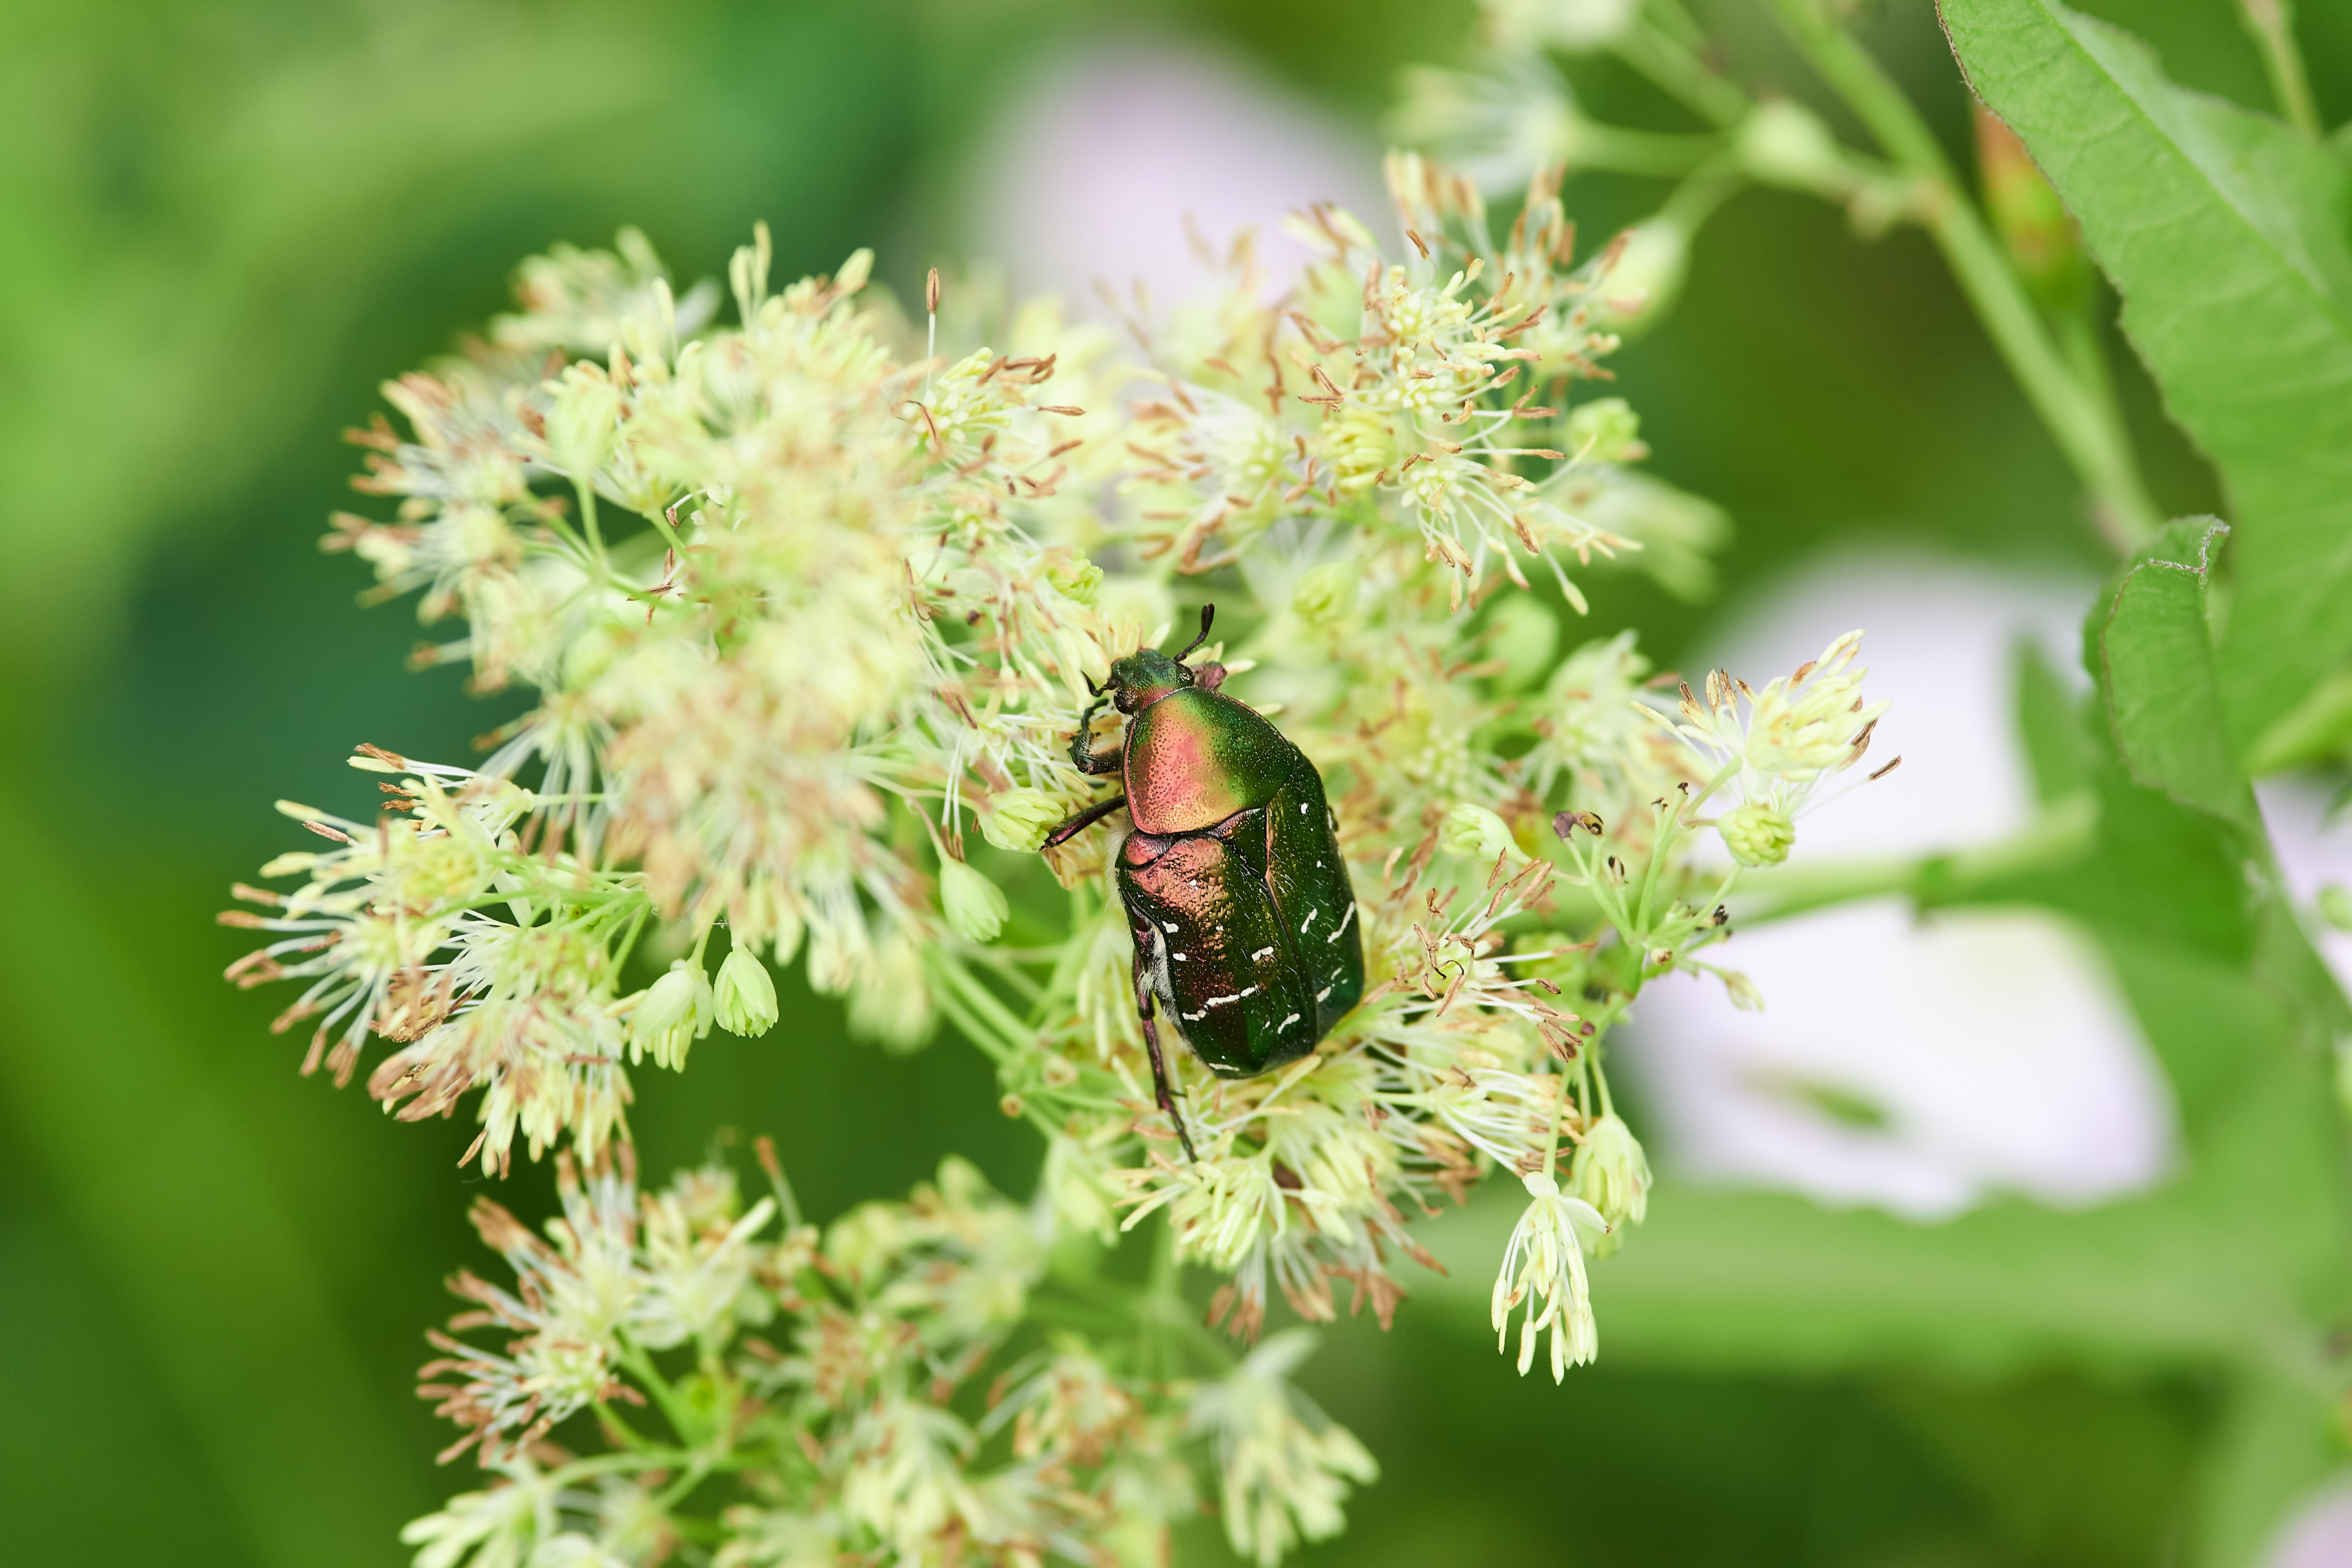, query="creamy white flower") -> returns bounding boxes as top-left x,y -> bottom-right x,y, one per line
1571,1113 -> 1651,1256
939,858 -> 1009,943
1188,1330 -> 1379,1568
1491,1172 -> 1607,1381
713,947 -> 780,1037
